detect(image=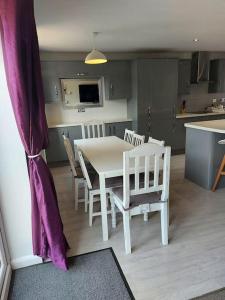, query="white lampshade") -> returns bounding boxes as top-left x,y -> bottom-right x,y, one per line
85,49 -> 107,64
